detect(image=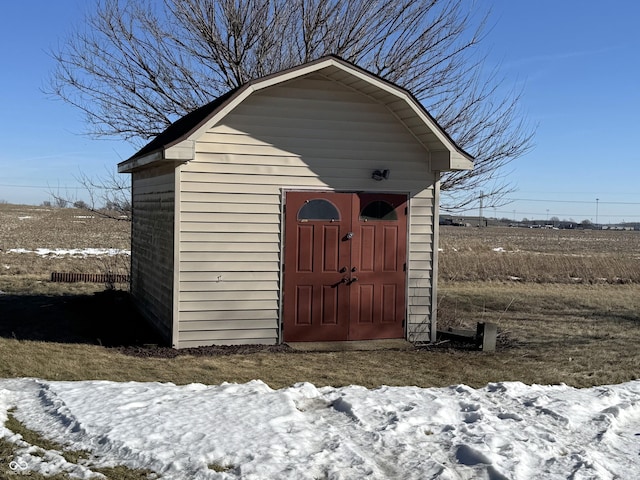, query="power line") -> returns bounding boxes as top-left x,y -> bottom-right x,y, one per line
517,190 -> 640,196
0,184 -> 84,190
505,197 -> 640,206
491,209 -> 640,219
448,205 -> 640,219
